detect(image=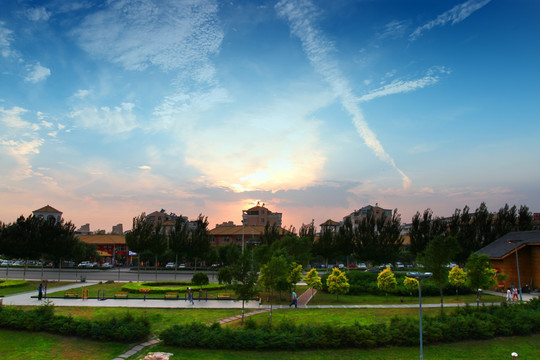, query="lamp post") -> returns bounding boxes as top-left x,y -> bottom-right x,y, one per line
241,215 -> 246,254
408,272 -> 432,360
508,239 -> 523,301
